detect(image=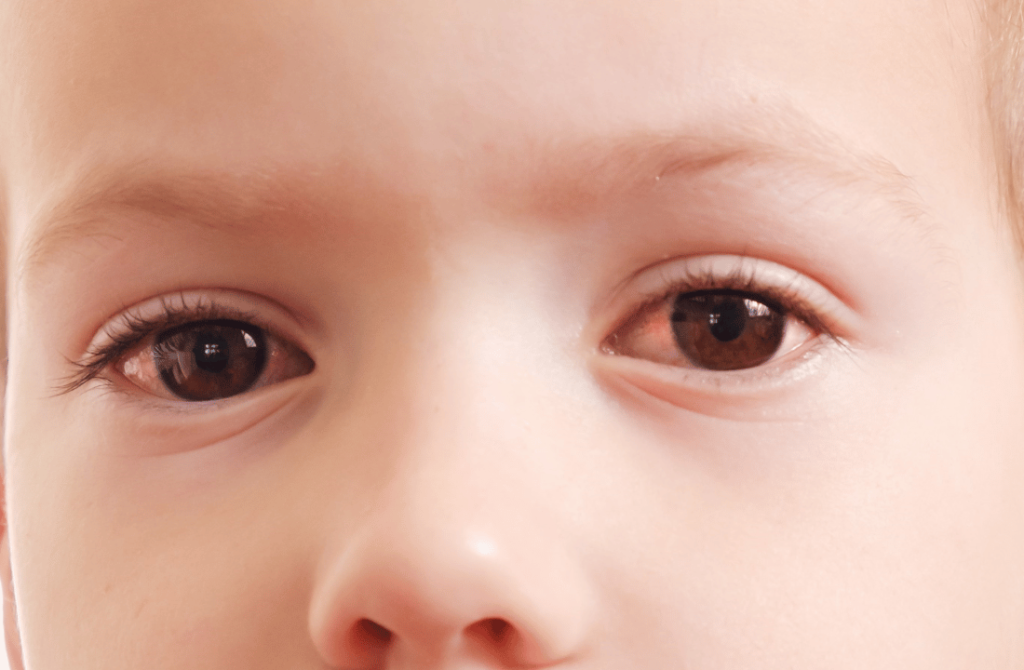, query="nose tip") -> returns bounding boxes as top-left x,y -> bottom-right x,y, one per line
309,521 -> 592,669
